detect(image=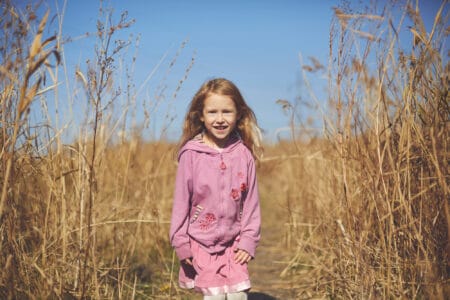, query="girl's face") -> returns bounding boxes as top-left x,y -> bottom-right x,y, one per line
200,93 -> 239,148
